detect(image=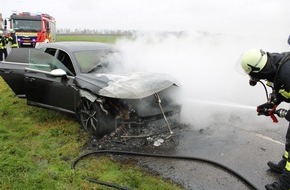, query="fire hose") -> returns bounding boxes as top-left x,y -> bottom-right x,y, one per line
72,150 -> 259,190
